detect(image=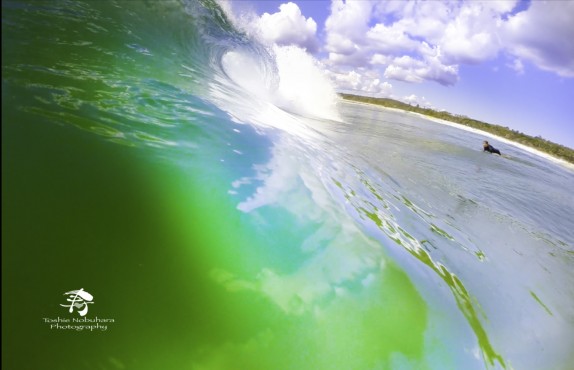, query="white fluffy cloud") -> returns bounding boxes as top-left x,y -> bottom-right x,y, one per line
325,0 -> 373,55
507,58 -> 525,75
326,68 -> 393,95
438,2 -> 505,64
503,1 -> 574,78
238,2 -> 319,52
366,23 -> 420,55
402,94 -> 433,108
384,53 -> 459,86
318,0 -> 574,97
225,0 -> 573,101
322,0 -> 479,92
